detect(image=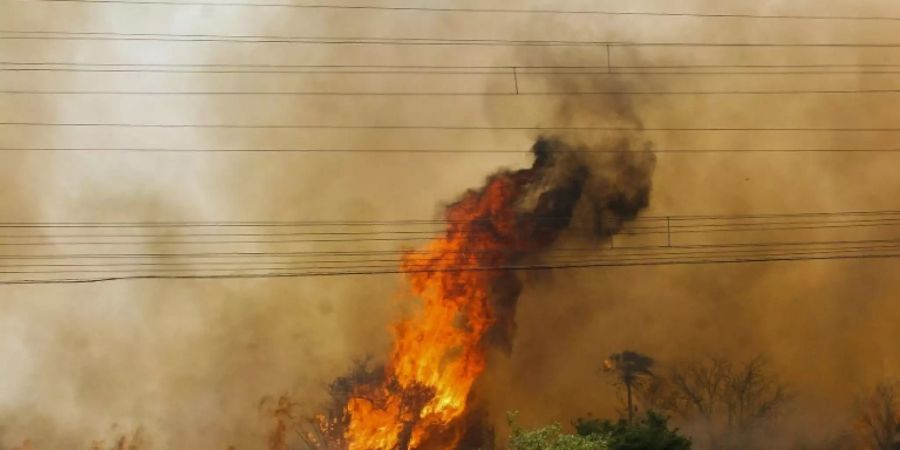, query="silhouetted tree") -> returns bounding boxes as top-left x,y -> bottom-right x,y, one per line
663,356 -> 788,450
857,381 -> 900,450
604,351 -> 655,423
